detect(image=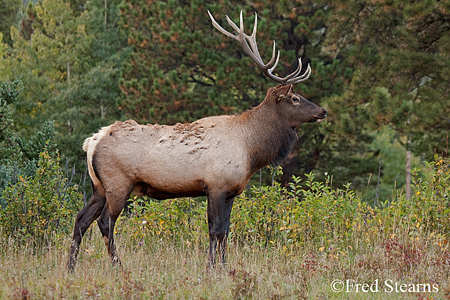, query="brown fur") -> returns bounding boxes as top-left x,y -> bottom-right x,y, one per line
67,84 -> 327,271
